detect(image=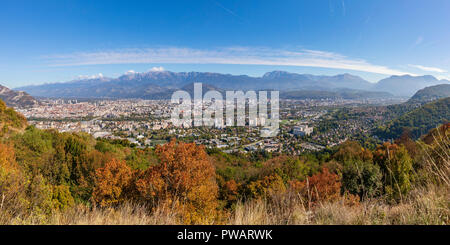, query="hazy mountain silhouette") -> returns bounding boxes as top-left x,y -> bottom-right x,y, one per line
17,70 -> 449,99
